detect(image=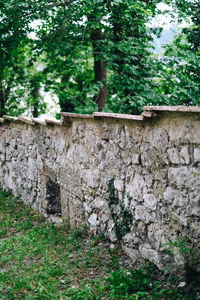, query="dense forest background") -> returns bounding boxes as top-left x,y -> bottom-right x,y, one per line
0,0 -> 199,118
